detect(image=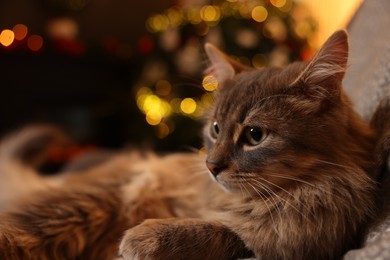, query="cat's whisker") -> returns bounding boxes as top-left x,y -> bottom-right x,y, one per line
251,177 -> 312,221
263,172 -> 350,200
246,182 -> 280,237
315,159 -> 356,171
247,178 -> 284,227
263,173 -> 316,188
236,179 -> 249,199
